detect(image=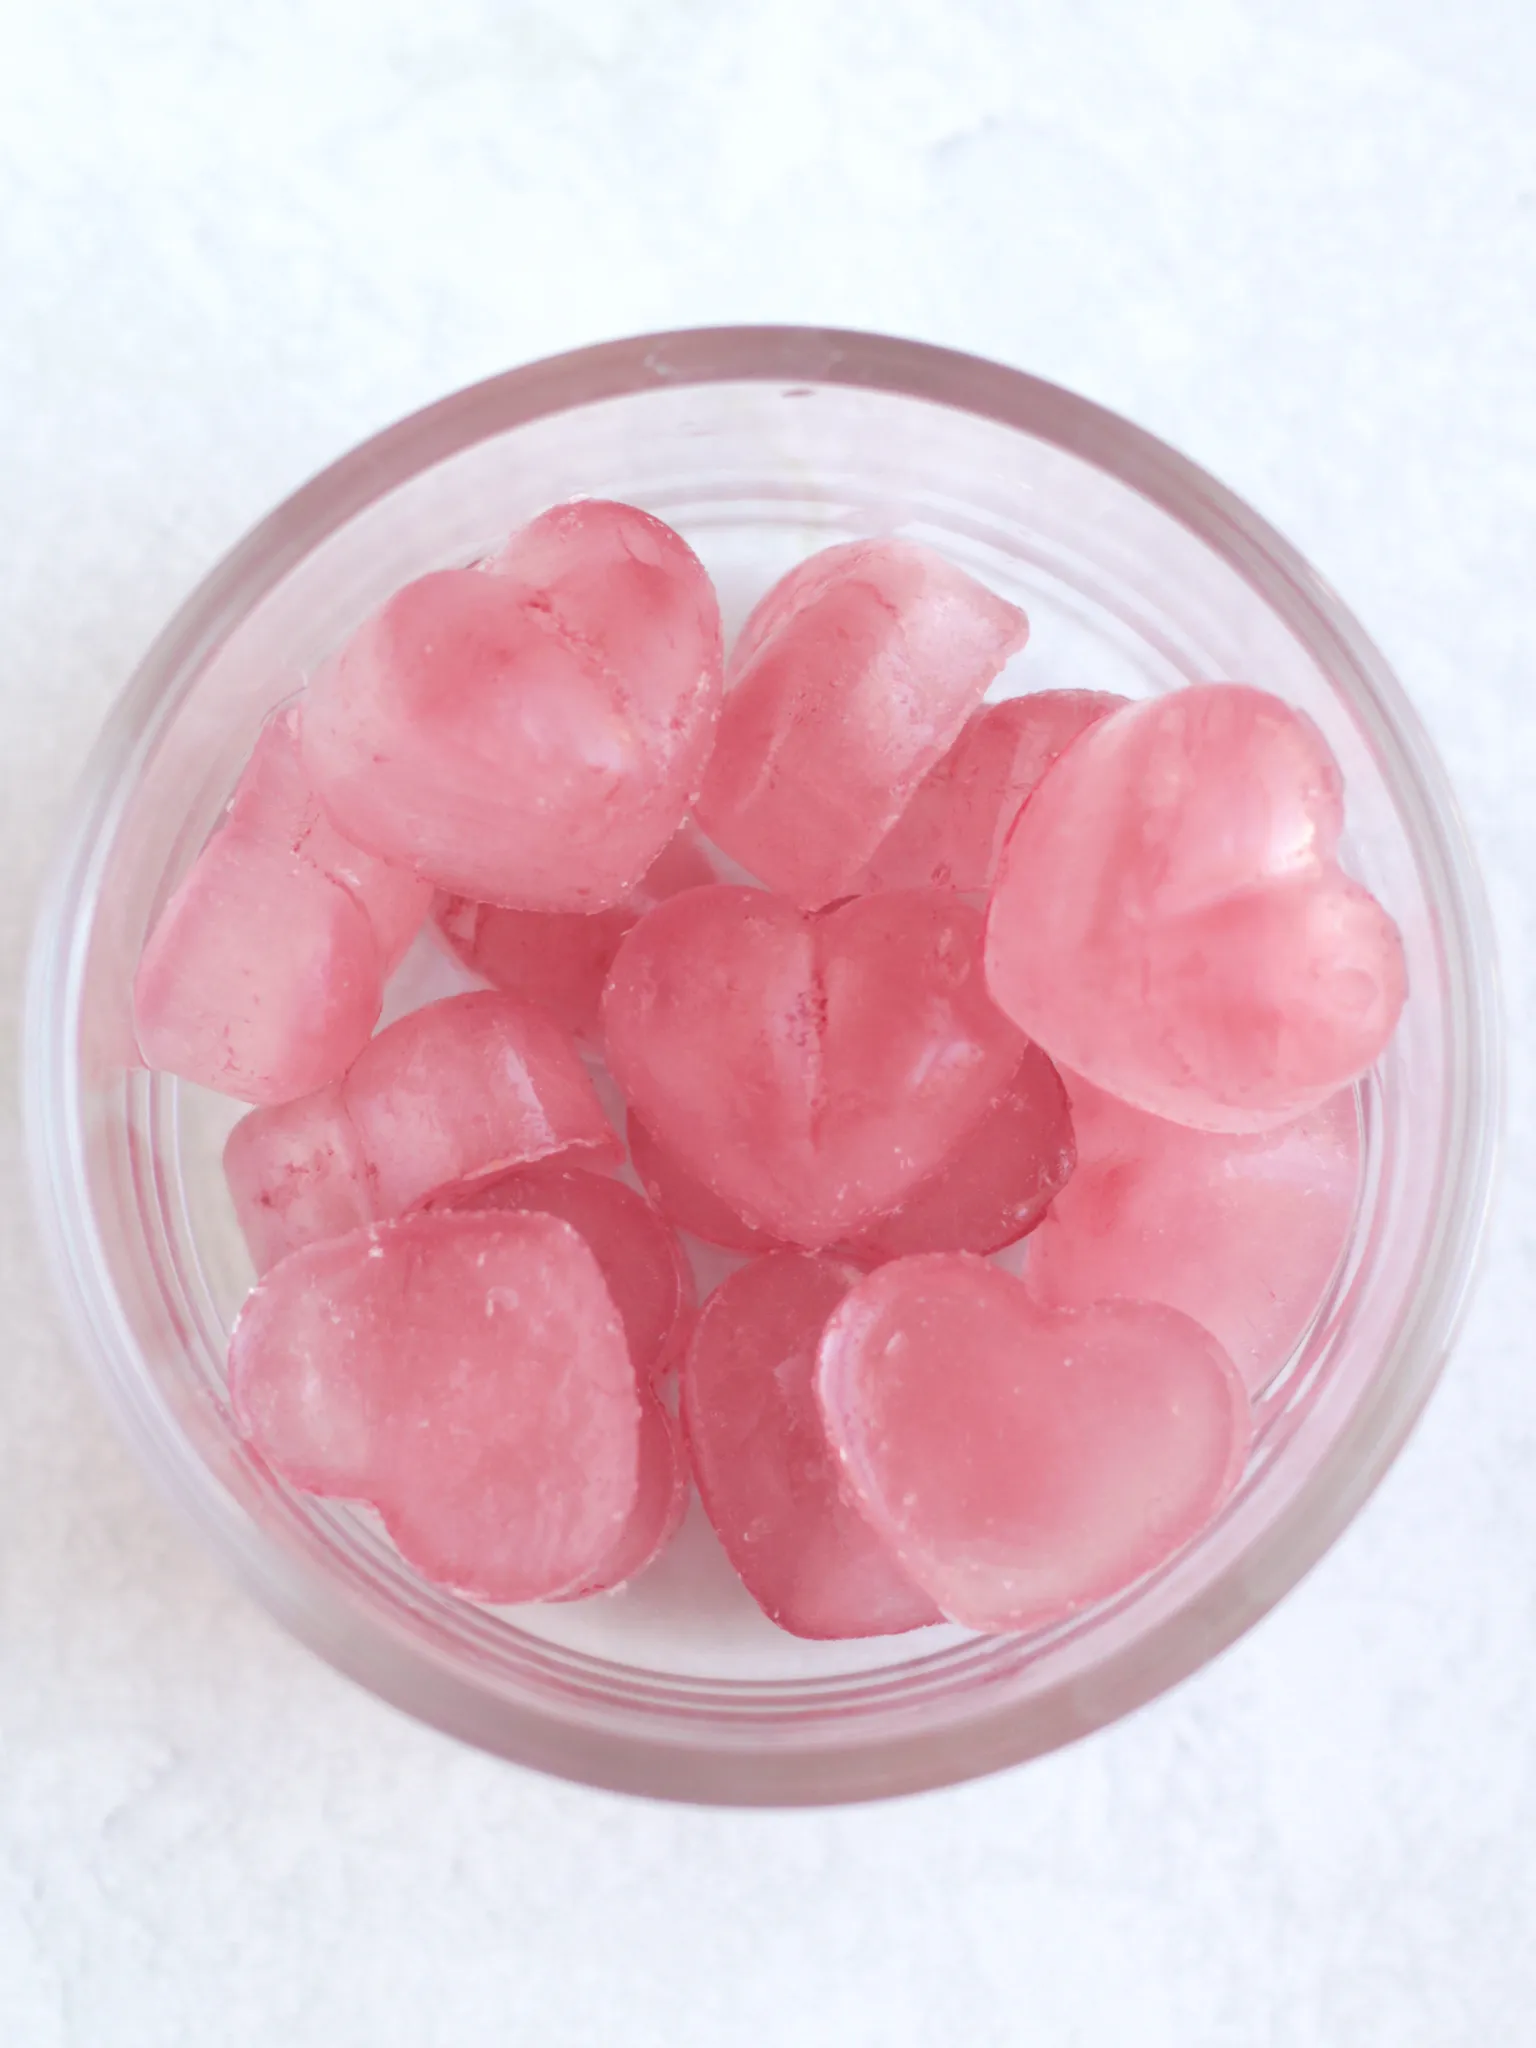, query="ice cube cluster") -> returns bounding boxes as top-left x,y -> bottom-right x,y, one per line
134,499 -> 1404,1636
